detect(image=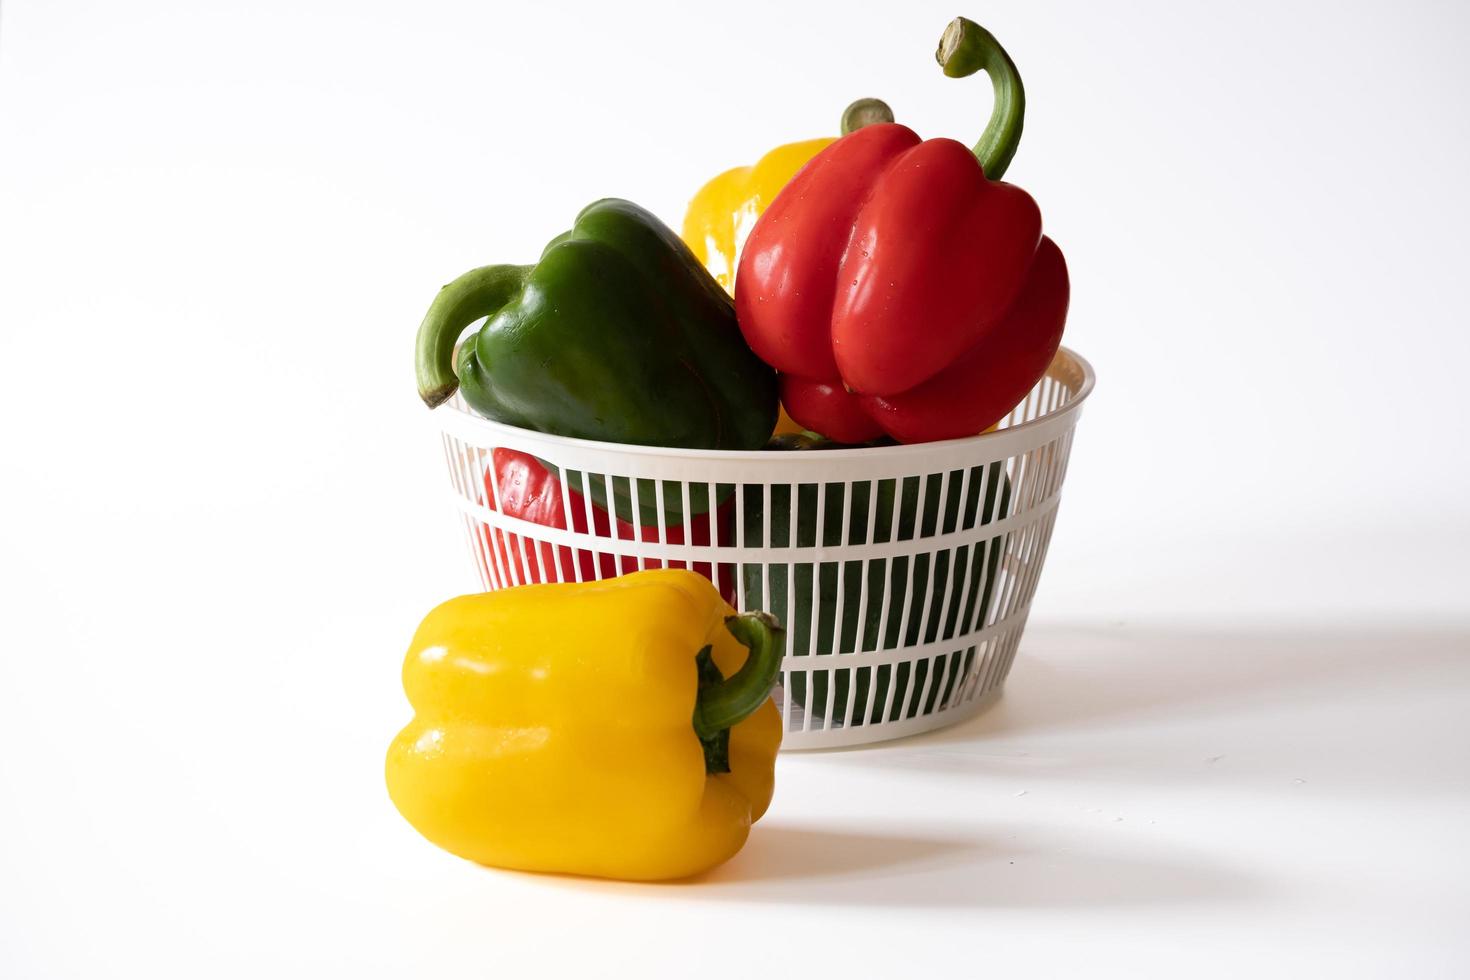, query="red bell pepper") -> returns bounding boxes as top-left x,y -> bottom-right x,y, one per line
476,448 -> 735,602
734,18 -> 1068,444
